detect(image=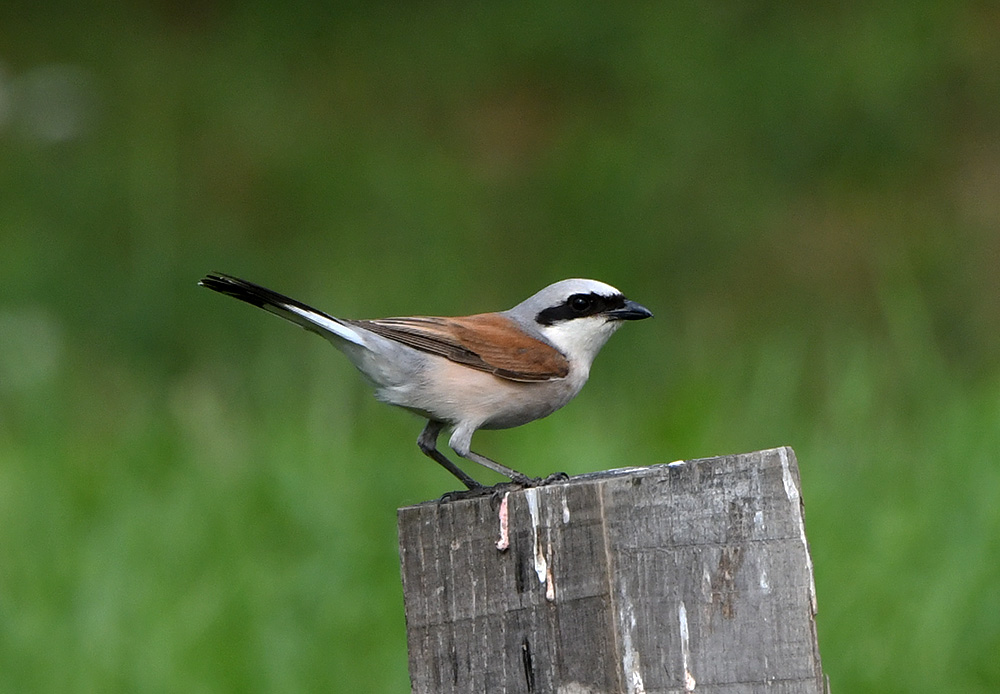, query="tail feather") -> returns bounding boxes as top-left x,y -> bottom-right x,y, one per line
198,273 -> 365,346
